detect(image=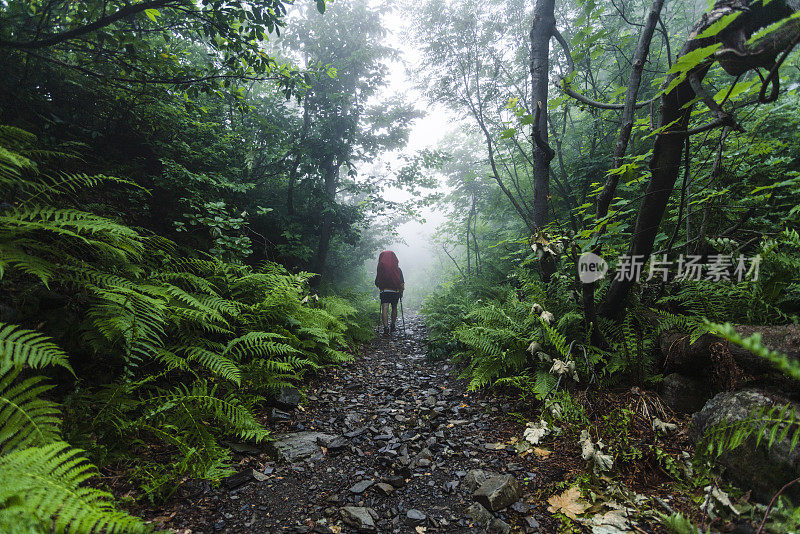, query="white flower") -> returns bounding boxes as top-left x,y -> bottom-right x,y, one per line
532,303 -> 544,315
527,341 -> 542,354
540,311 -> 554,324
